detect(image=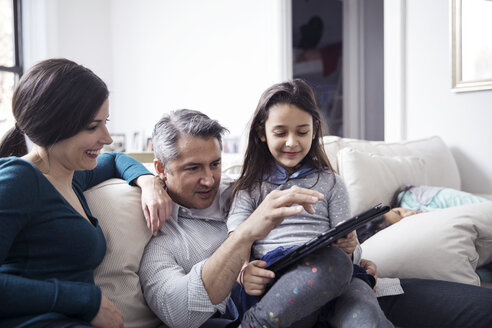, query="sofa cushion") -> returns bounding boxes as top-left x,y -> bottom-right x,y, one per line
337,148 -> 428,215
323,135 -> 461,190
361,202 -> 492,286
84,178 -> 164,328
